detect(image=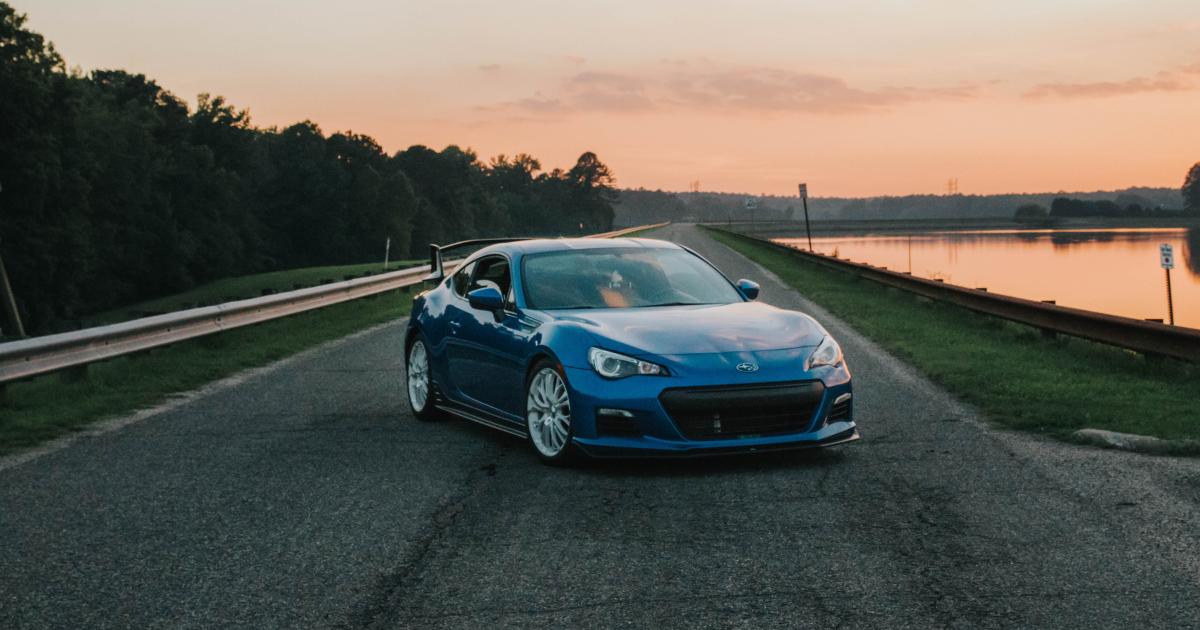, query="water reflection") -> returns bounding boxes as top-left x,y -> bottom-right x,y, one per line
776,228 -> 1198,329
1049,232 -> 1115,247
1186,228 -> 1200,274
